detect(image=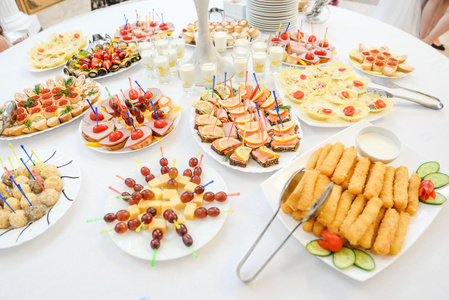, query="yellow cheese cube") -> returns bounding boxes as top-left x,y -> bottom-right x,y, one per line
138,213 -> 150,229
172,215 -> 185,230
161,202 -> 173,214
149,218 -> 167,234
192,194 -> 203,207
184,182 -> 198,193
128,204 -> 140,219
148,178 -> 161,189
184,203 -> 197,220
160,173 -> 170,188
149,188 -> 163,200
138,200 -> 151,213
162,189 -> 178,201
147,200 -> 162,215
170,194 -> 185,210
177,175 -> 191,187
